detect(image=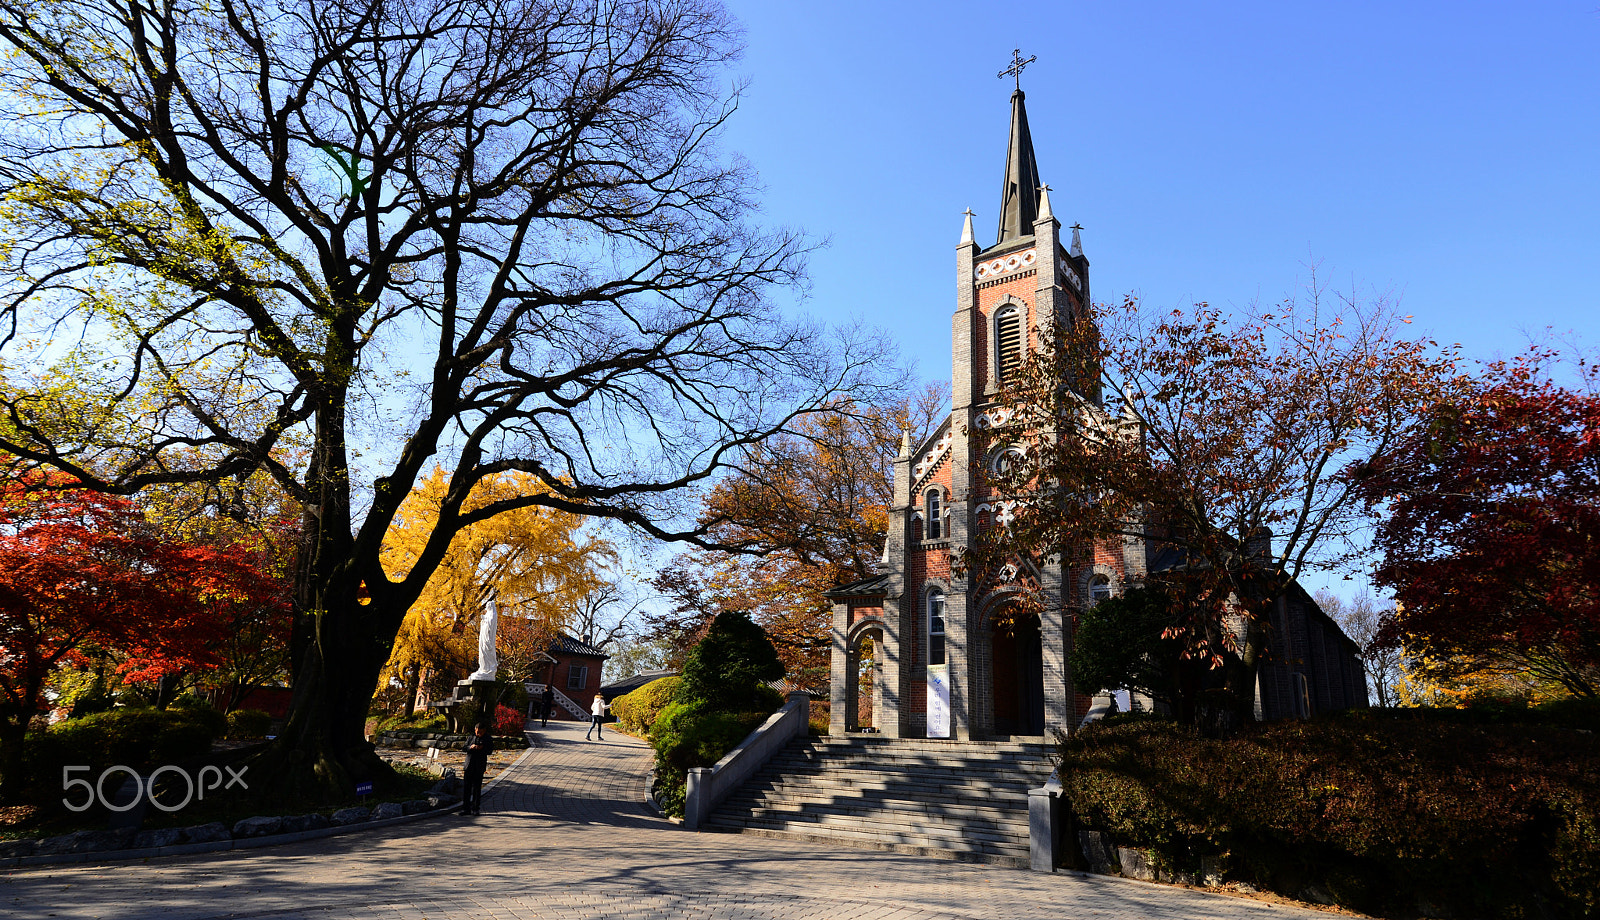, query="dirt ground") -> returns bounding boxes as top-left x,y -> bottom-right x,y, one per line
375,742 -> 525,783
